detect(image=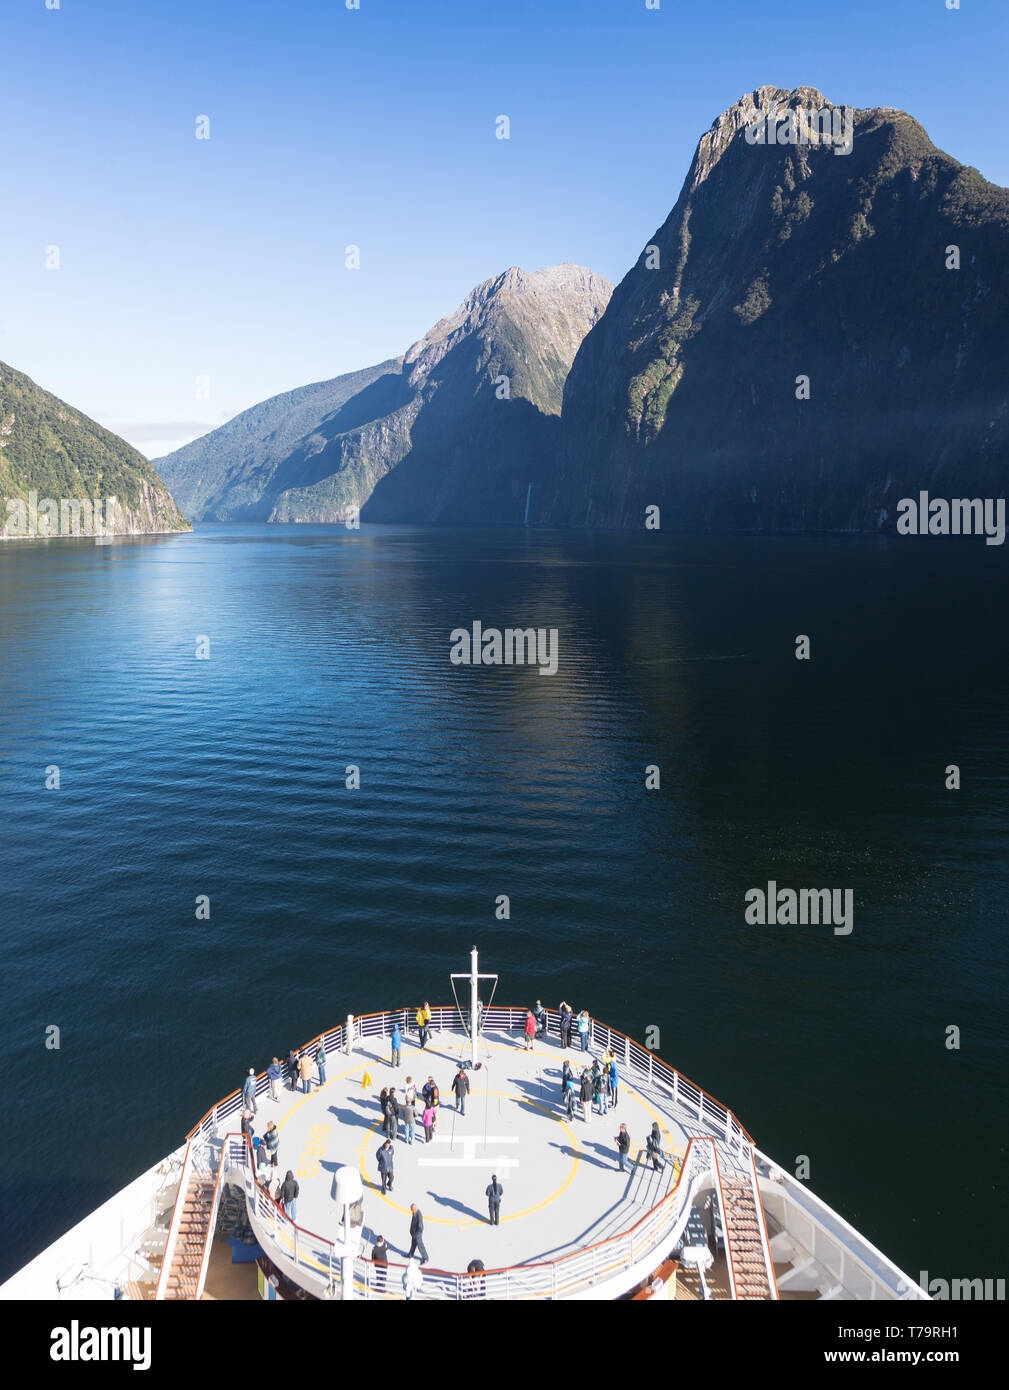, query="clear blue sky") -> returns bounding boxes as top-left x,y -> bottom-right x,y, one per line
2,0 -> 1006,459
